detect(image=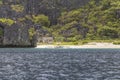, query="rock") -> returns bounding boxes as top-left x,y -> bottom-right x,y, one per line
3,23 -> 31,47
0,0 -> 90,47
